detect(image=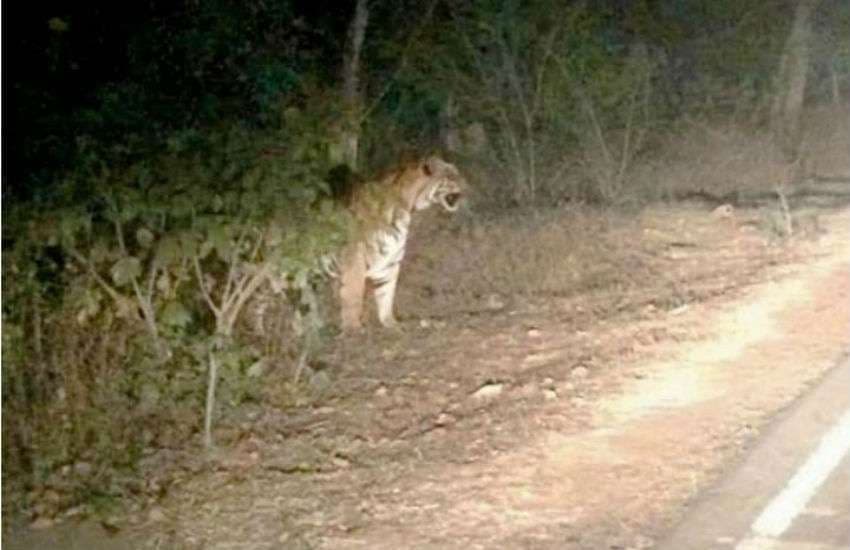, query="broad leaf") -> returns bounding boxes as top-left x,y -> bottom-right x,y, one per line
161,301 -> 192,328
110,257 -> 142,286
136,227 -> 155,248
155,236 -> 182,265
